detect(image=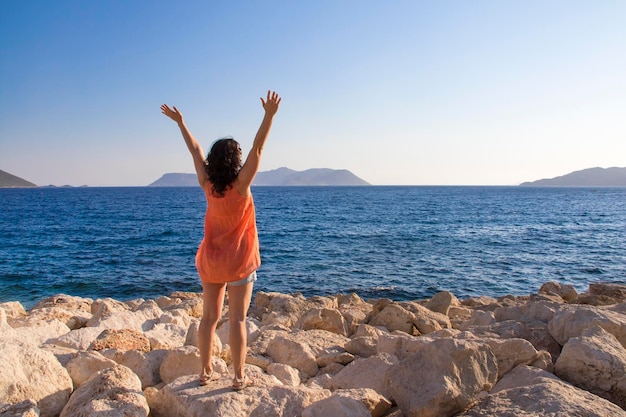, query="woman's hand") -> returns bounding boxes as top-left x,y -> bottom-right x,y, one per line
260,91 -> 281,117
161,104 -> 184,124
